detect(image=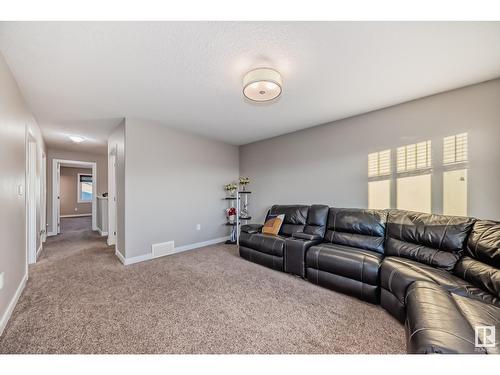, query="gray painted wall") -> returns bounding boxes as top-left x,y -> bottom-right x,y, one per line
123,118 -> 239,258
0,53 -> 45,331
108,120 -> 126,256
240,79 -> 500,223
46,148 -> 108,234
